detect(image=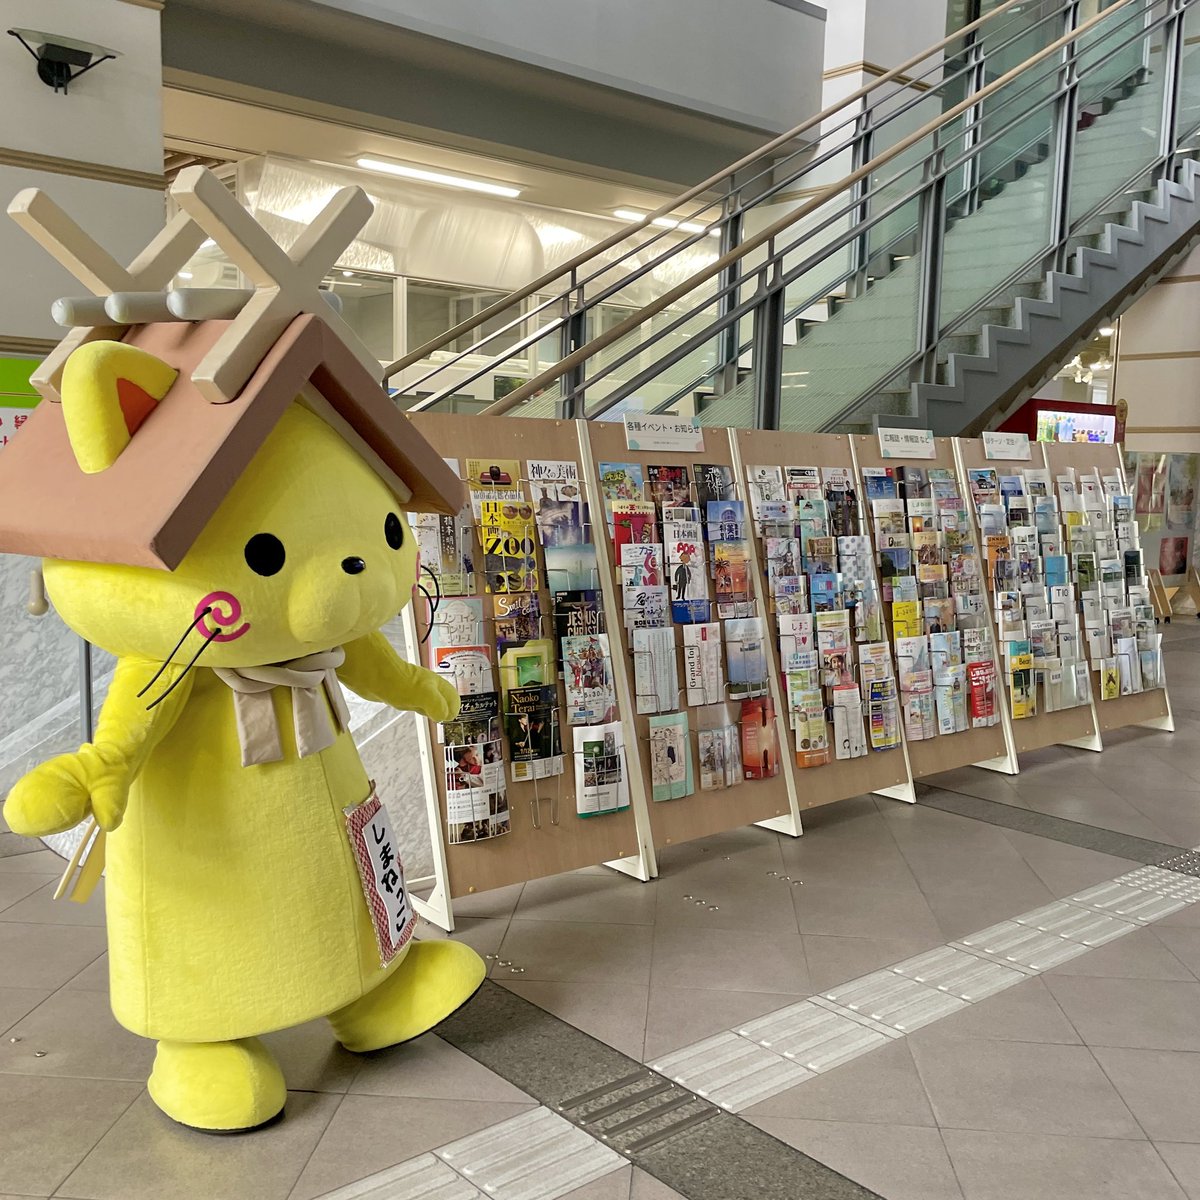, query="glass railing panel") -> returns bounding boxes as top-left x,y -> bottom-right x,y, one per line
938,88 -> 1059,330
1176,13 -> 1200,142
1070,16 -> 1168,223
